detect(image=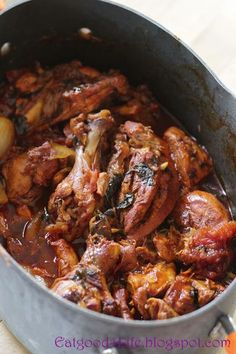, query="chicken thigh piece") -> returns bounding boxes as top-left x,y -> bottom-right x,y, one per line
173,190 -> 230,230
115,121 -> 179,242
164,127 -> 212,189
